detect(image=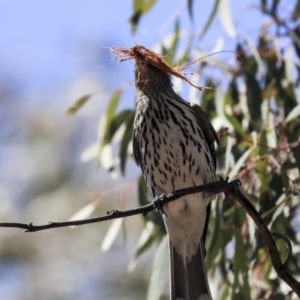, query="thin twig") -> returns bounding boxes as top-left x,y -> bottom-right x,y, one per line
0,179 -> 299,296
